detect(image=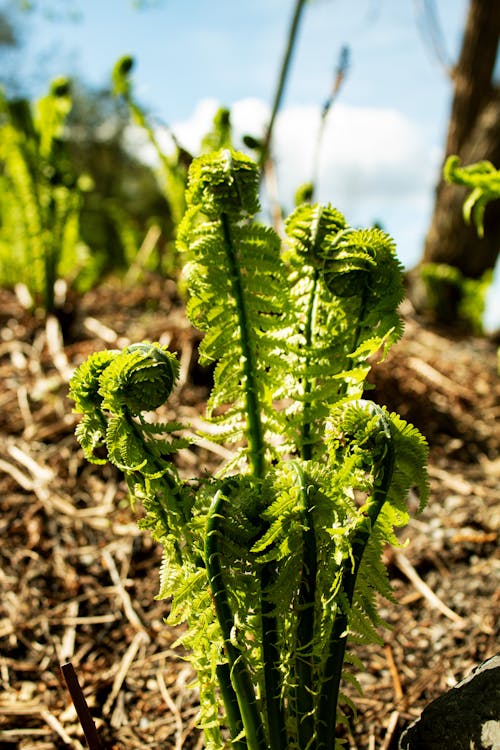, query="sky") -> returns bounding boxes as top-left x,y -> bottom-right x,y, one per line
4,0 -> 500,328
